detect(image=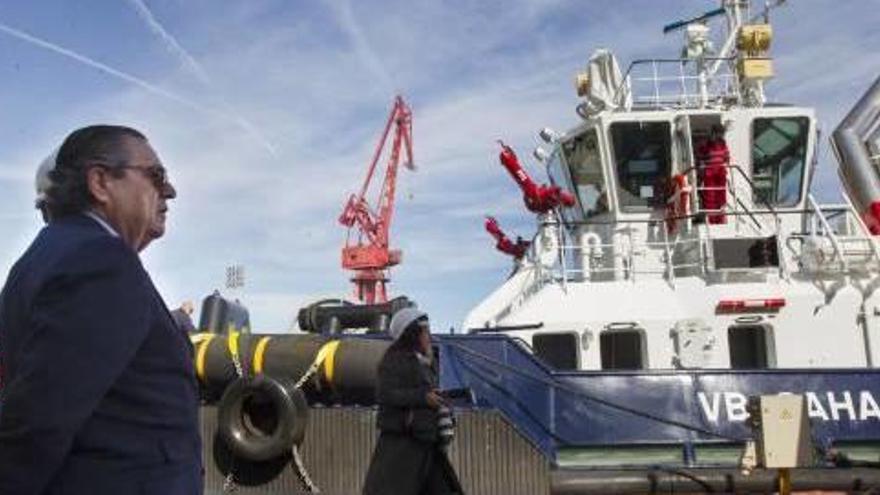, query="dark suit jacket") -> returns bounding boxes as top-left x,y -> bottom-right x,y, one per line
0,215 -> 202,495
